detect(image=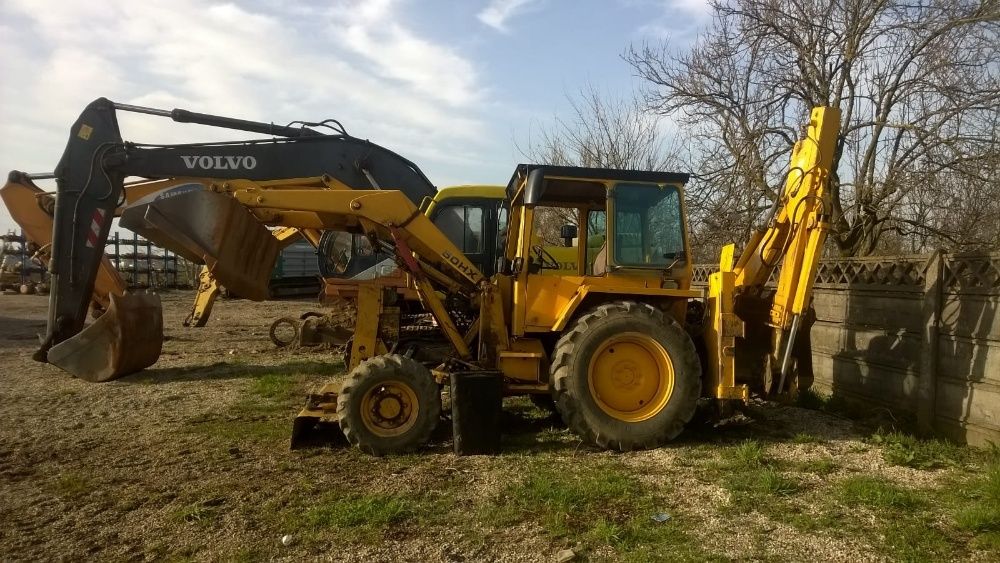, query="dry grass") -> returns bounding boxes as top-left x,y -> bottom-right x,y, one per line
0,292 -> 996,562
